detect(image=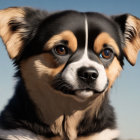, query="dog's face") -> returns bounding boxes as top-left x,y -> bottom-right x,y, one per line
0,8 -> 140,101
40,11 -> 123,99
